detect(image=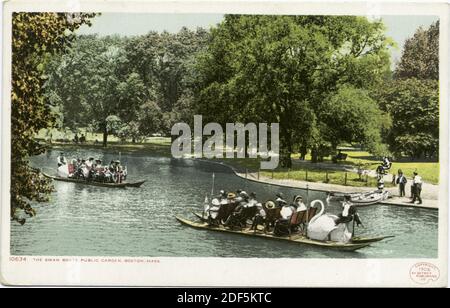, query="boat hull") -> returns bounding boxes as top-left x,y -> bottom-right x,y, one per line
176,216 -> 371,252
43,173 -> 145,188
331,190 -> 390,206
192,212 -> 392,245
